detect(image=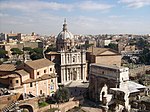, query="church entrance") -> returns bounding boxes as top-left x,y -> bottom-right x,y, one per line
72,69 -> 77,80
